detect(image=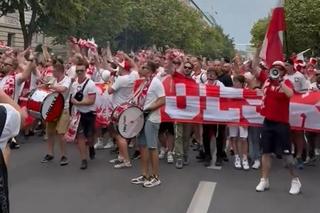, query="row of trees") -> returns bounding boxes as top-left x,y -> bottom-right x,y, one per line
0,0 -> 235,59
250,0 -> 320,56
